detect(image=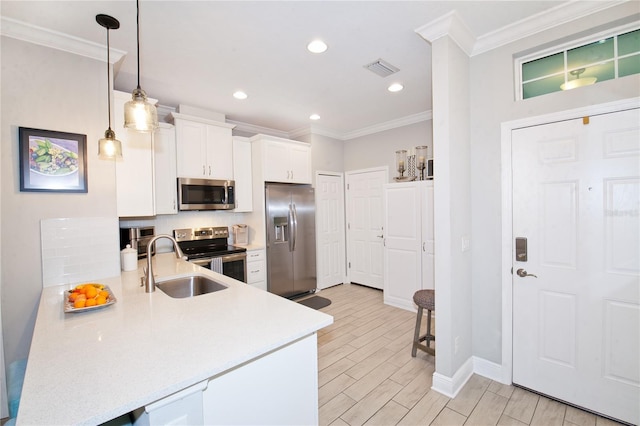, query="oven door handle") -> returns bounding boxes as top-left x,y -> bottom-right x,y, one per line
191,258 -> 212,267
220,252 -> 246,263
